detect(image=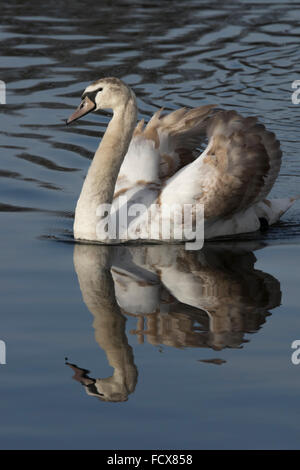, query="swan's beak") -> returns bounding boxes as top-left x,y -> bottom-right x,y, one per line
66,96 -> 96,124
